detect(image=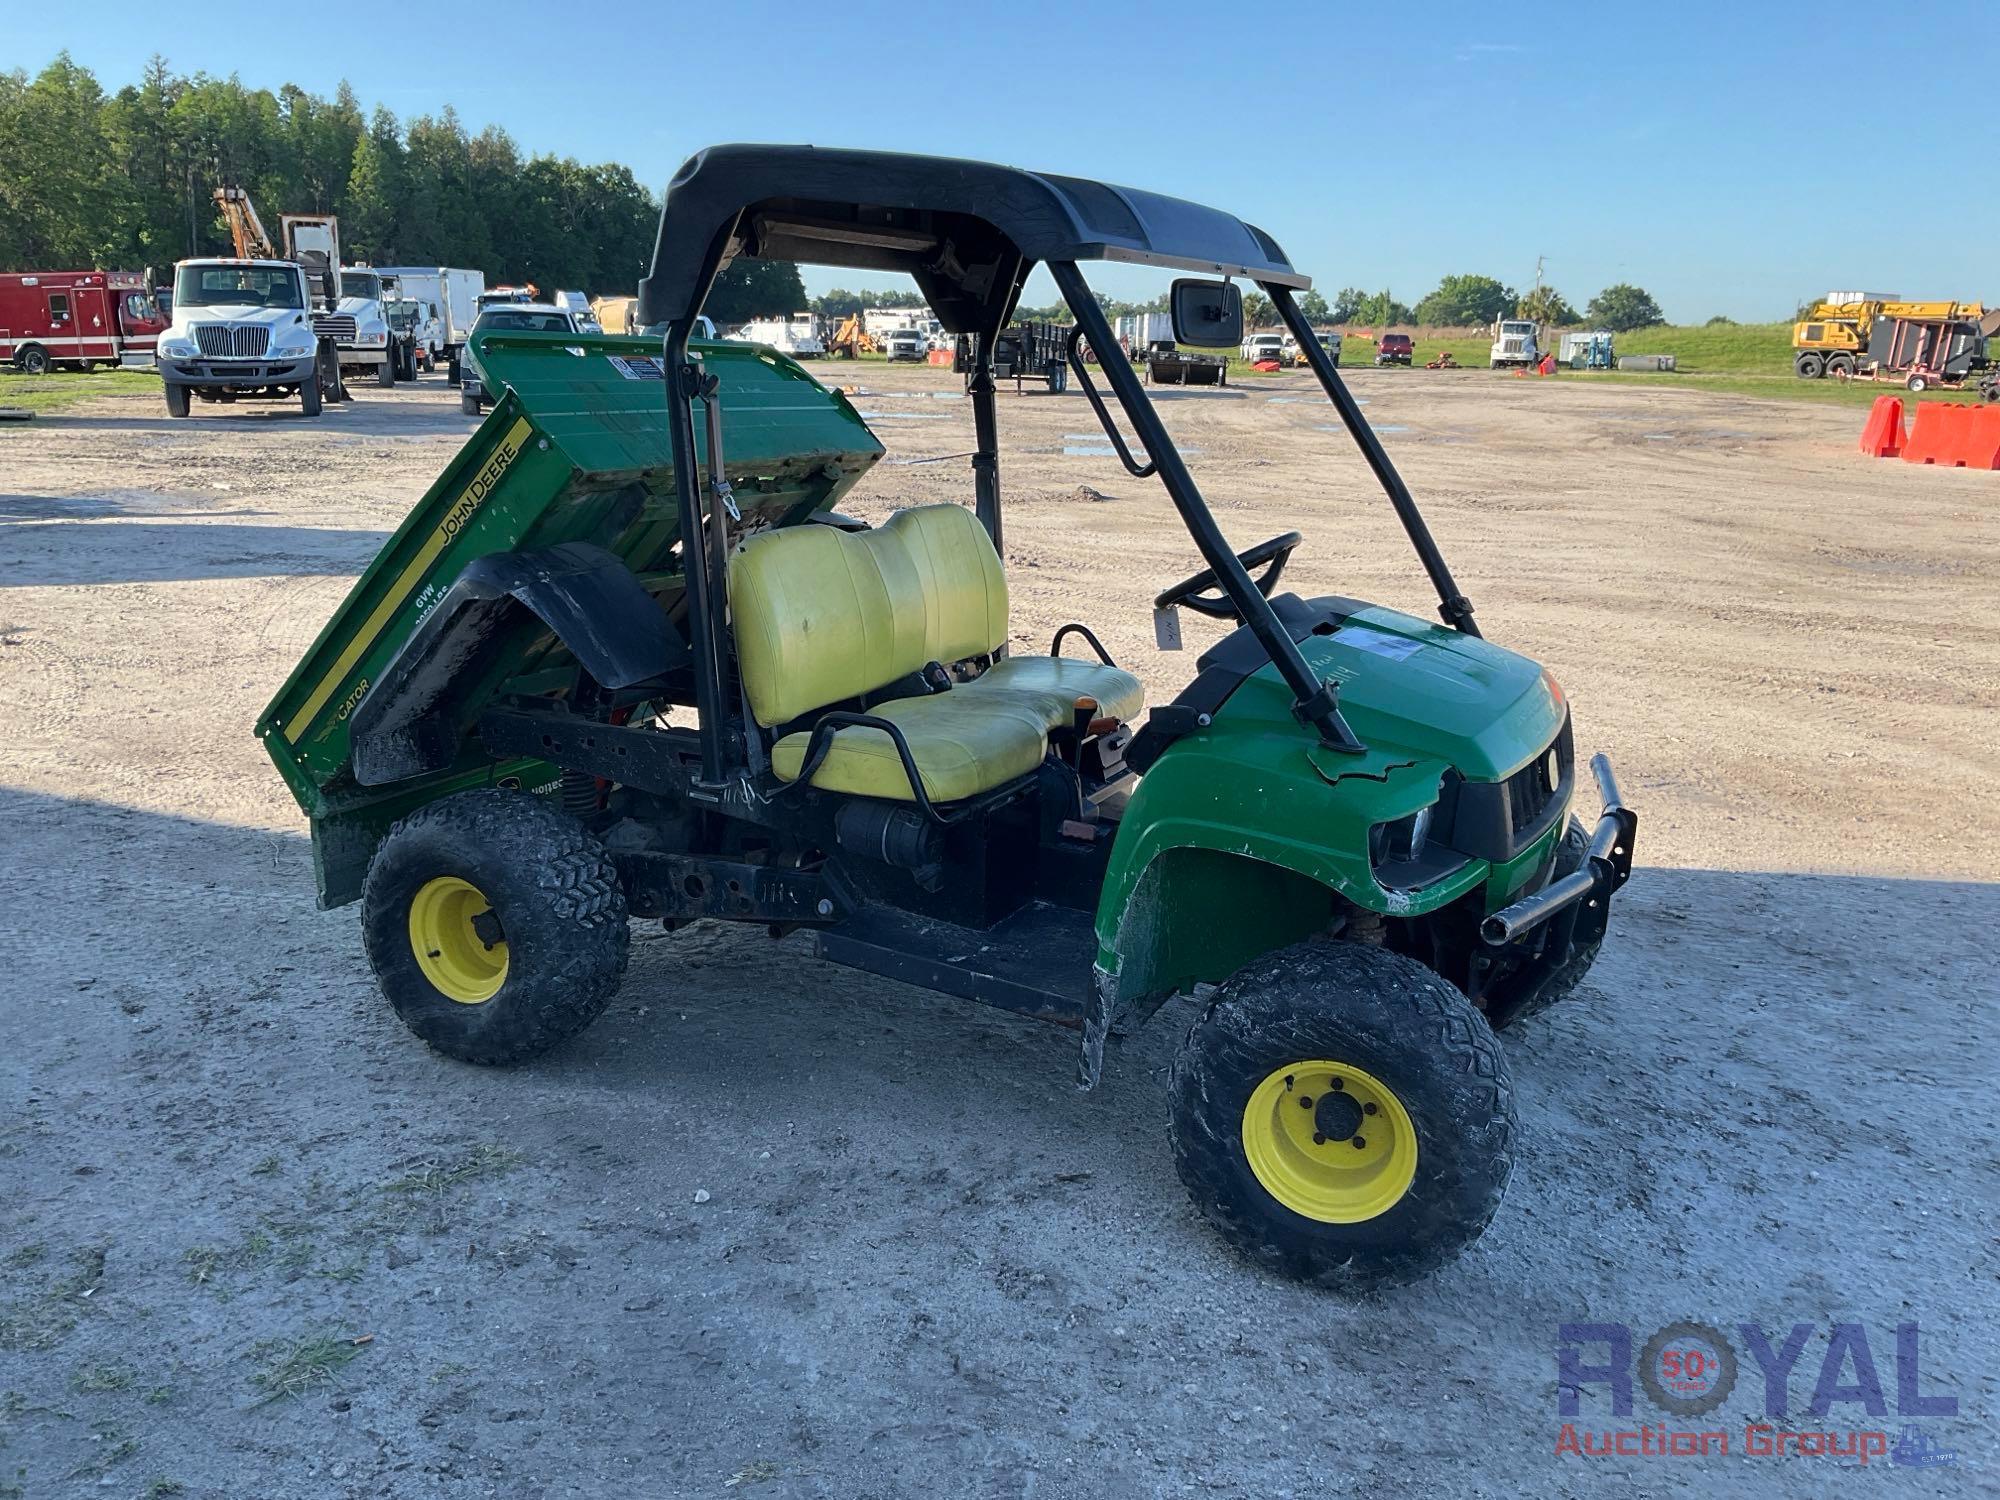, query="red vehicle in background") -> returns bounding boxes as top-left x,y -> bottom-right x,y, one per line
1374,332 -> 1414,366
0,270 -> 168,373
